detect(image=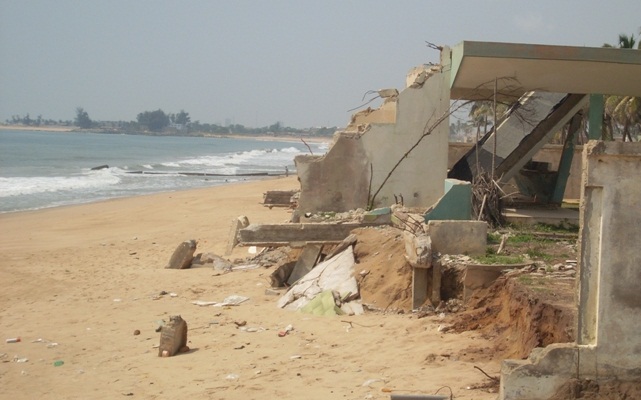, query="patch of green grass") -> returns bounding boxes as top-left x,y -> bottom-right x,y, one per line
508,233 -> 535,244
533,222 -> 579,233
487,232 -> 502,244
473,254 -> 525,265
526,248 -> 553,262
